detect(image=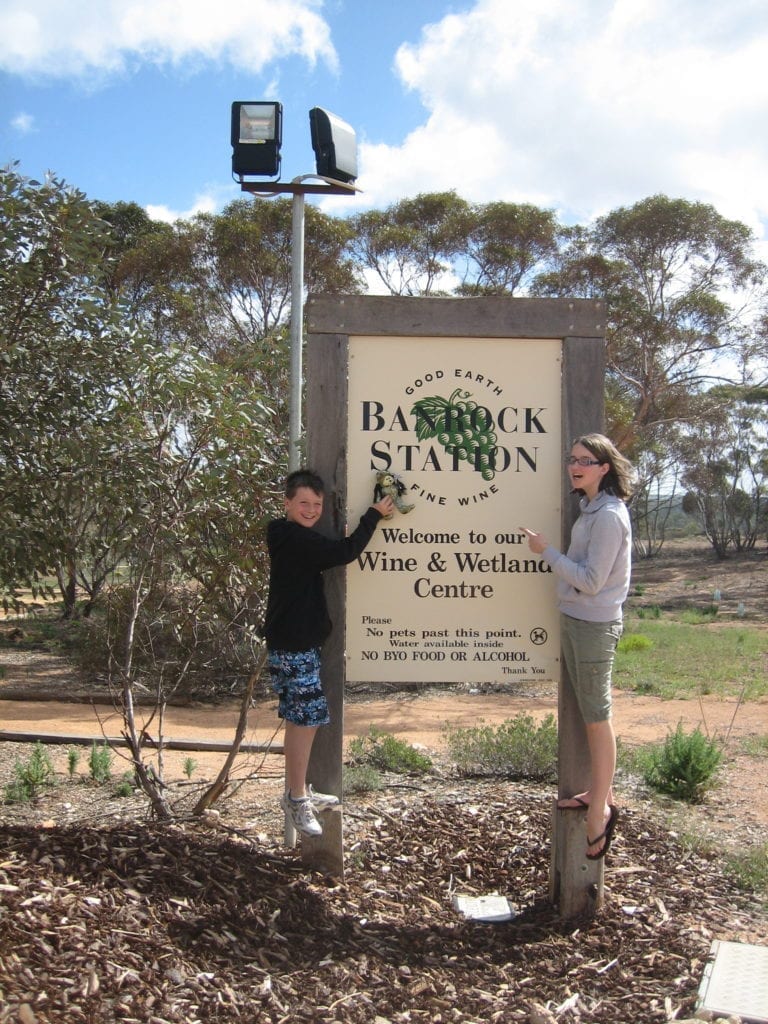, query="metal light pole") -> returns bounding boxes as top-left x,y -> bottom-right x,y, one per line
289,189 -> 305,471
232,104 -> 360,851
232,102 -> 360,469
238,175 -> 358,471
